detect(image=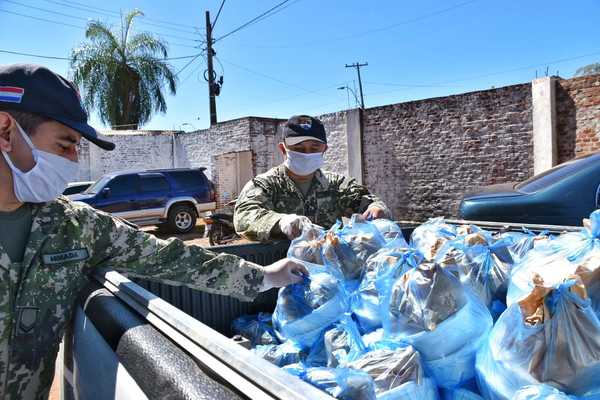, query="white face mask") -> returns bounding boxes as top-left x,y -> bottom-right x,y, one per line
283,148 -> 324,176
1,122 -> 79,203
